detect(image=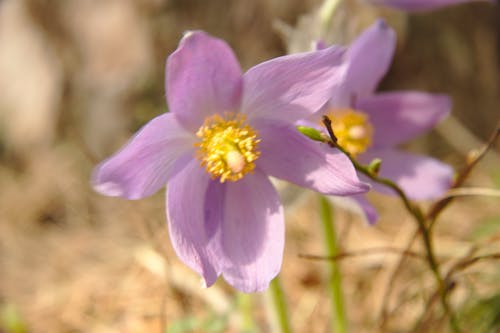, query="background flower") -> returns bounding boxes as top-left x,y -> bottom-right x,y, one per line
312,19 -> 454,224
92,31 -> 369,292
365,0 -> 494,12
